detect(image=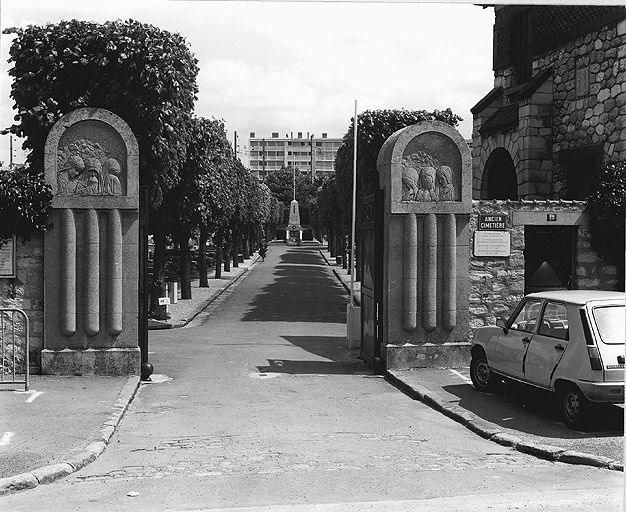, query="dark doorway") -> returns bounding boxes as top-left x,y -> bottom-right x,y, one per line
359,191 -> 383,371
484,148 -> 518,200
524,226 -> 575,294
